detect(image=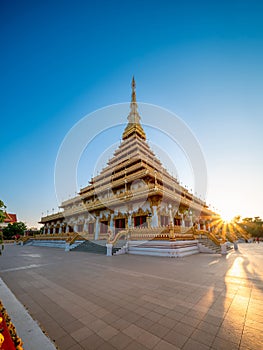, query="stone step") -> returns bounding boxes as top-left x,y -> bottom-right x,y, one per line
71,240 -> 121,255
198,239 -> 233,254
